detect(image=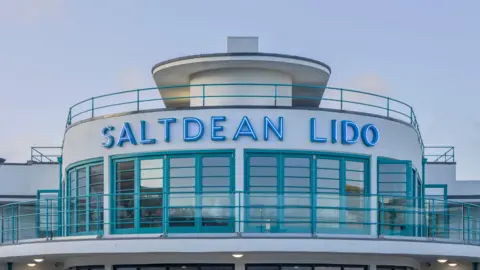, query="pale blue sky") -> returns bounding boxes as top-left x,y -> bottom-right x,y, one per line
0,0 -> 479,179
